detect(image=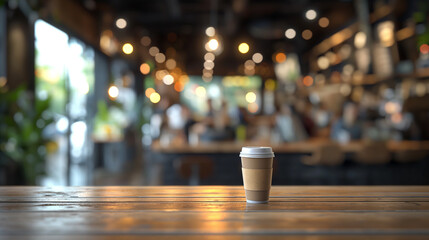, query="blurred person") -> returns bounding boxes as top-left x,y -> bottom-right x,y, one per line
294,98 -> 316,137
275,103 -> 308,142
330,102 -> 362,142
197,98 -> 234,142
